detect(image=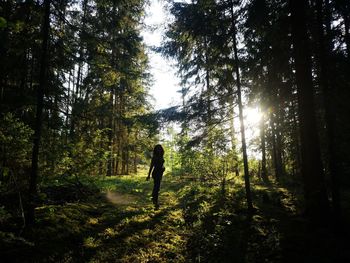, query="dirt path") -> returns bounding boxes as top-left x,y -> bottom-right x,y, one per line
76,177 -> 188,262
1,176 -> 189,263
105,190 -> 137,205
